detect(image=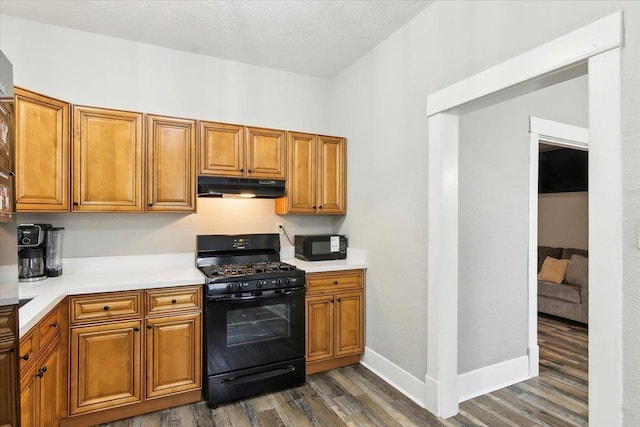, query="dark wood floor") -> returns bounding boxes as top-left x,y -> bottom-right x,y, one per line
100,315 -> 587,427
